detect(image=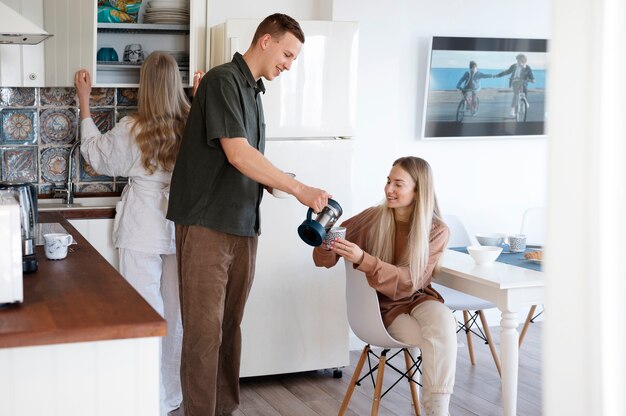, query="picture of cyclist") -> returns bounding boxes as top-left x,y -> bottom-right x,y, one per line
495,53 -> 535,117
455,60 -> 493,115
